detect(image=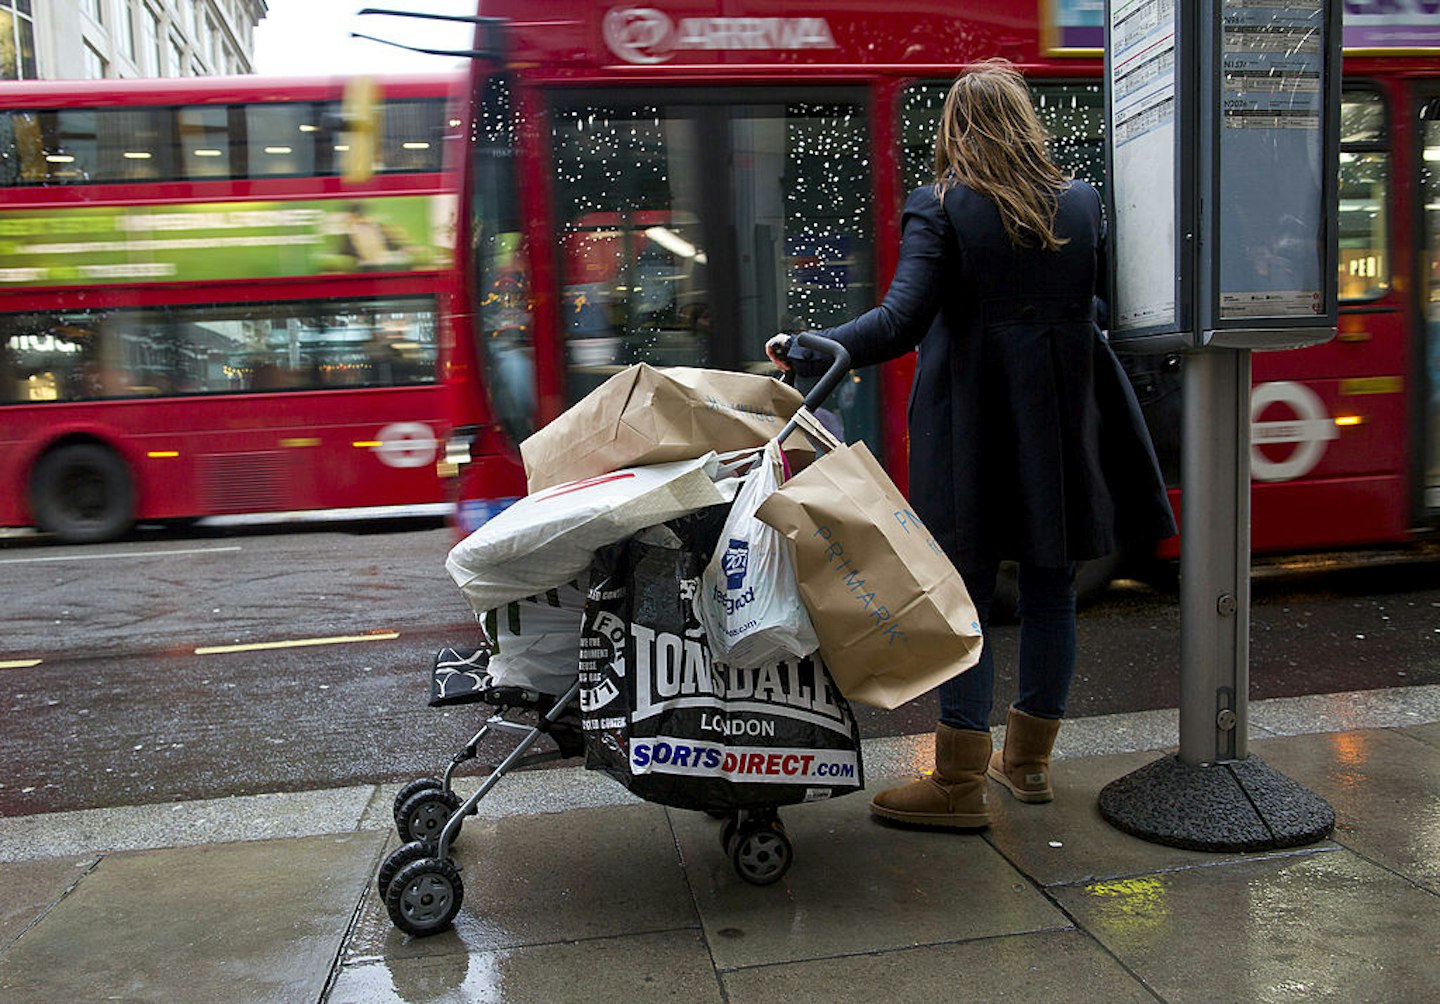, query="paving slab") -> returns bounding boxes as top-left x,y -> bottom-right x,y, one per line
0,786 -> 377,863
0,832 -> 385,1003
344,802 -> 698,965
1054,848 -> 1440,1003
1250,684 -> 1440,736
329,930 -> 722,1003
983,750 -> 1295,886
0,856 -> 98,951
720,929 -> 1155,1001
668,783 -> 1070,970
1252,727 -> 1440,893
1403,721 -> 1440,749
